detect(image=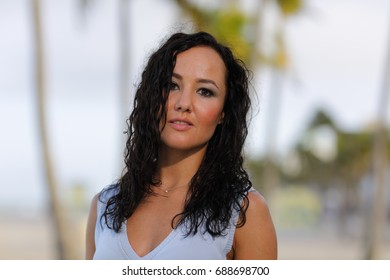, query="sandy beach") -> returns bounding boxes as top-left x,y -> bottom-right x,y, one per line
1,210 -> 389,260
